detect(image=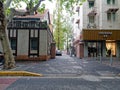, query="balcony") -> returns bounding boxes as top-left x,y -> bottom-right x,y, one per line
88,7 -> 97,16
7,20 -> 48,29
87,23 -> 96,28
